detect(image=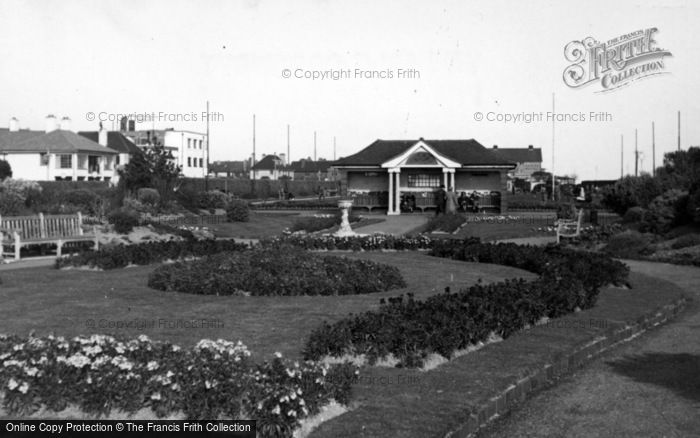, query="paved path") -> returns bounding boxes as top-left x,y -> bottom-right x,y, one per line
353,214 -> 429,236
479,260 -> 700,438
